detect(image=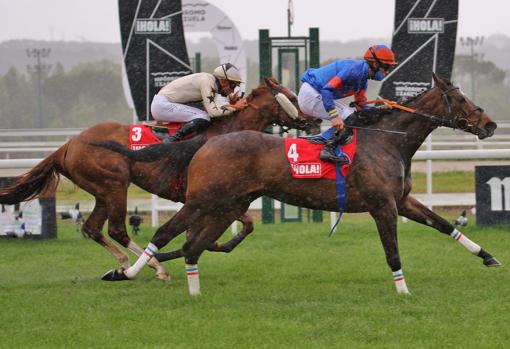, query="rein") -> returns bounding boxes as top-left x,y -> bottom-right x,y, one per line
245,100 -> 291,135
360,86 -> 484,133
